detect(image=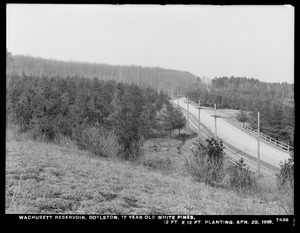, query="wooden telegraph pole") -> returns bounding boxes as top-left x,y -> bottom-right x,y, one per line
195,99 -> 203,139
177,90 -> 182,106
198,99 -> 201,138
187,97 -> 190,129
211,103 -> 221,137
257,111 -> 261,176
184,97 -> 191,135
214,104 -> 217,136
